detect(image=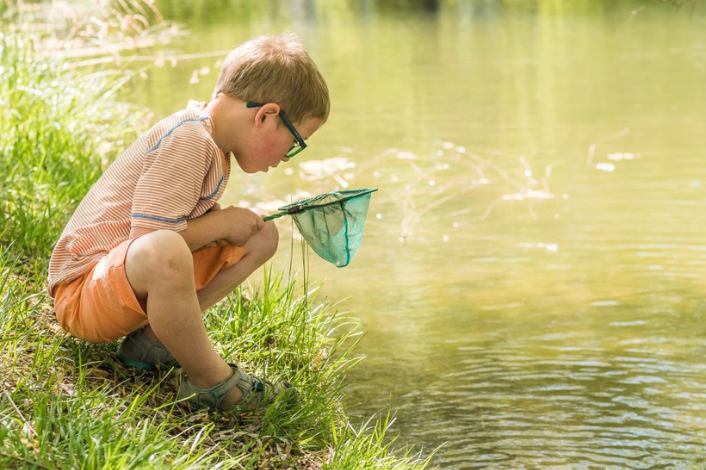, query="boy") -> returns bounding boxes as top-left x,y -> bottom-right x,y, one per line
47,34 -> 329,412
